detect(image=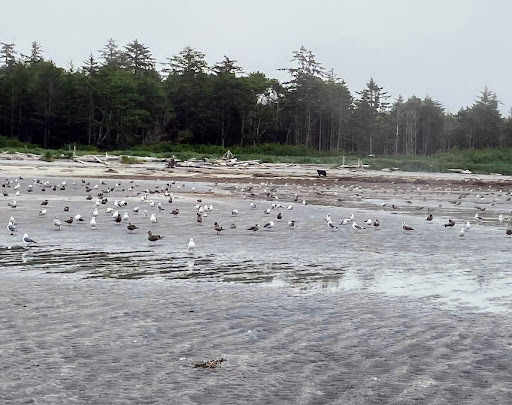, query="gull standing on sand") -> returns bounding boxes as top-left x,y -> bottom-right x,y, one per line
23,233 -> 37,244
402,222 -> 414,231
39,208 -> 47,216
90,217 -> 97,229
459,228 -> 465,237
248,224 -> 260,233
7,221 -> 17,235
352,222 -> 364,231
147,231 -> 164,242
264,220 -> 275,229
53,217 -> 61,231
214,222 -> 224,235
188,238 -> 196,253
150,214 -> 158,224
328,222 -> 337,231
